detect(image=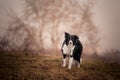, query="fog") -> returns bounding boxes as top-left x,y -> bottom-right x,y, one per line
0,0 -> 120,59
93,0 -> 120,51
